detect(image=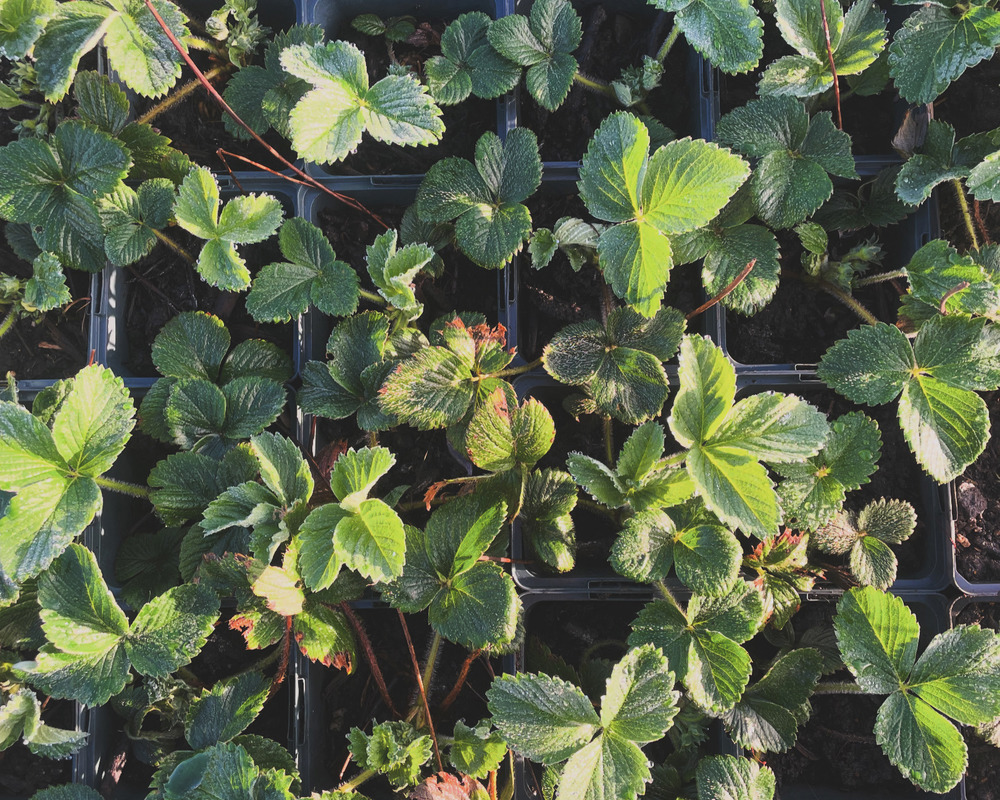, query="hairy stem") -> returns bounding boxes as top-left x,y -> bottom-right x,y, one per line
817,280 -> 878,325
142,0 -> 388,227
137,64 -> 230,125
338,768 -> 376,792
94,476 -> 150,498
939,281 -> 970,314
340,602 -> 401,718
573,71 -> 617,99
398,611 -> 443,771
491,356 -> 544,378
152,229 -> 196,265
818,0 -> 842,130
185,34 -> 226,56
952,179 -> 980,250
655,24 -> 681,64
358,288 -> 387,306
421,631 -> 443,704
852,268 -> 907,287
686,258 -> 755,320
0,306 -> 16,341
268,617 -> 292,700
440,649 -> 481,712
603,415 -> 614,465
655,580 -> 684,613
